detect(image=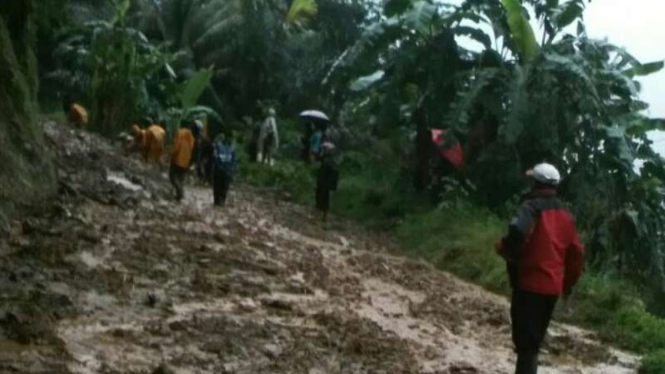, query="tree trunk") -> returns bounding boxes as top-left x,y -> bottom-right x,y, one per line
0,0 -> 56,225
